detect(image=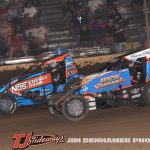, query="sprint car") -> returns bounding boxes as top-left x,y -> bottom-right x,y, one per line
0,49 -> 82,115
49,48 -> 150,121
